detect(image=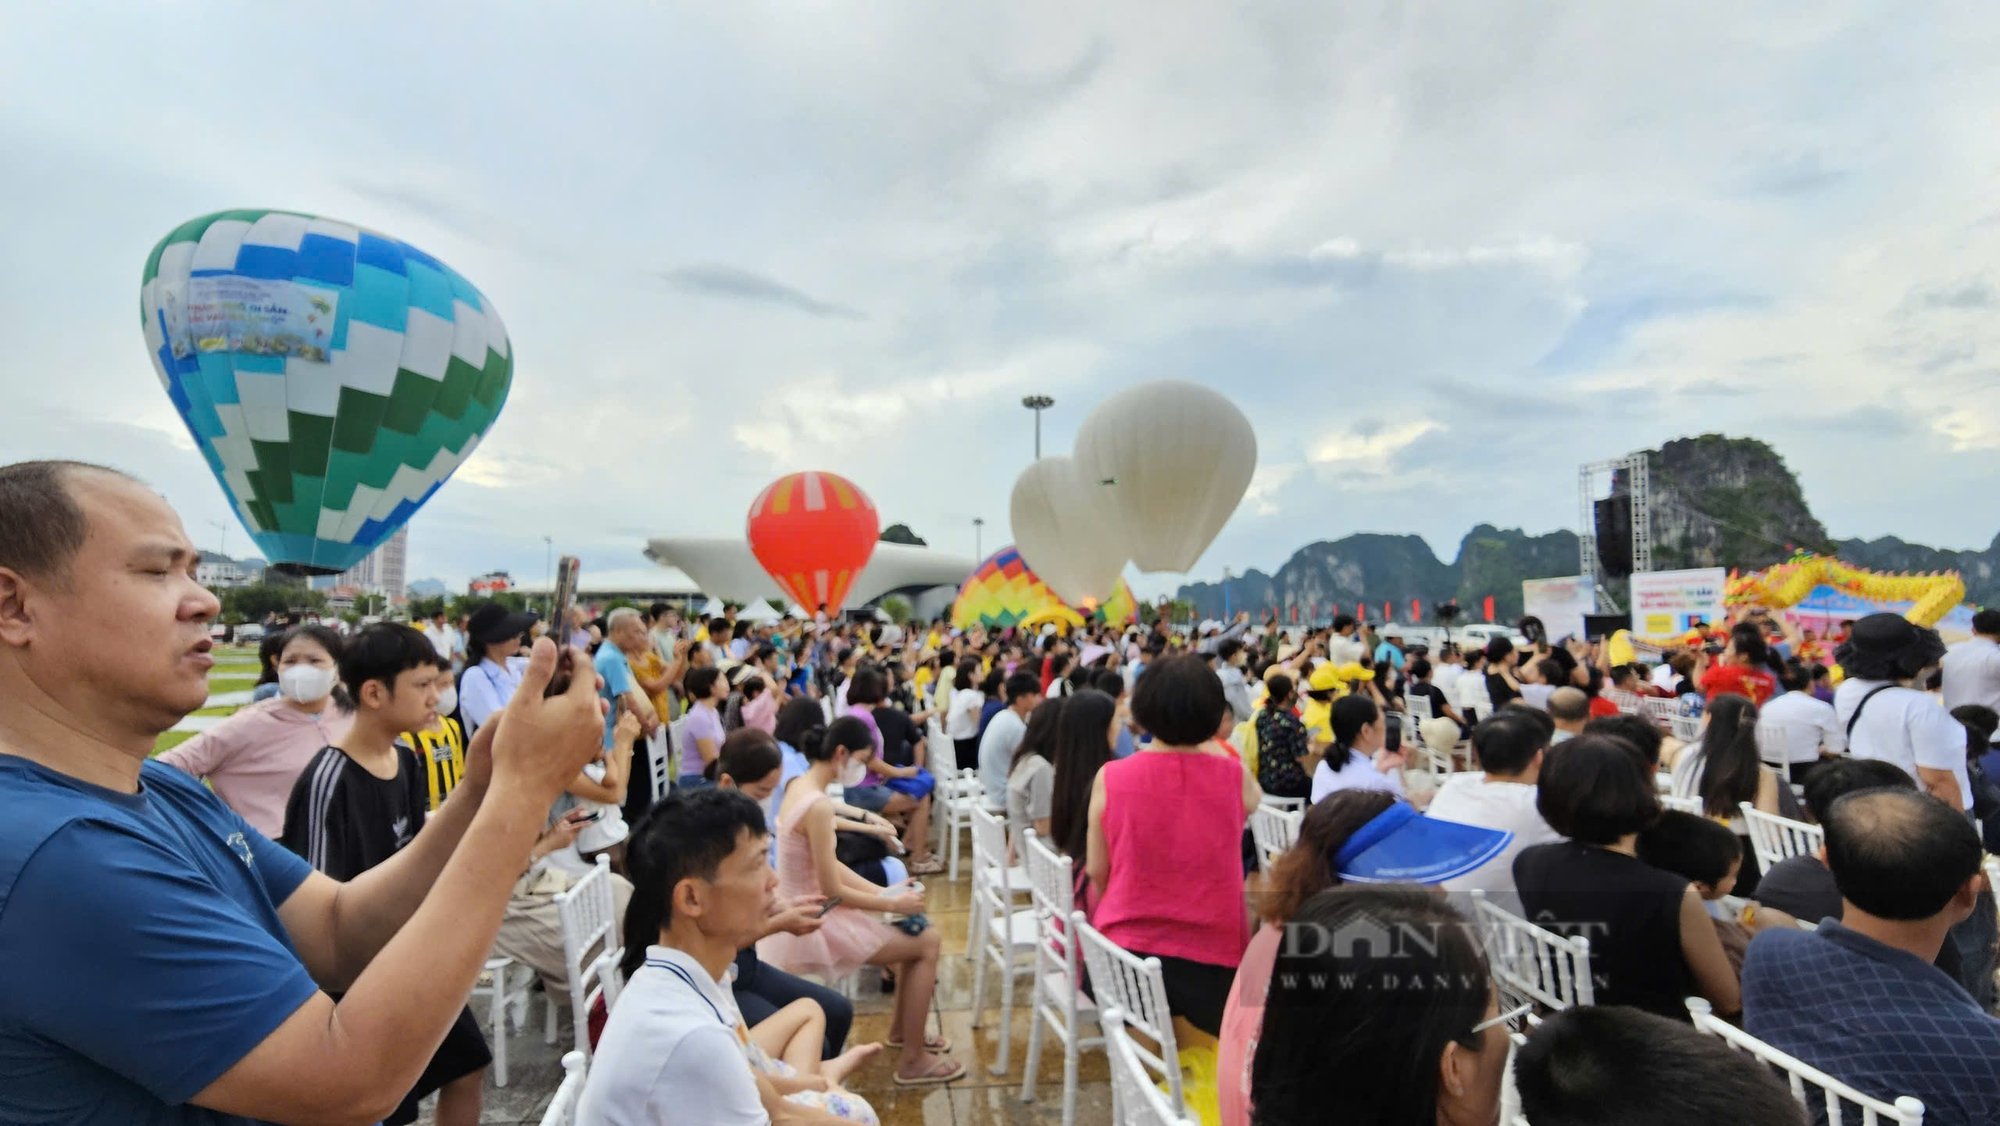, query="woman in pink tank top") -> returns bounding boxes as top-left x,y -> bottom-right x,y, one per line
1087,656 -> 1259,1035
